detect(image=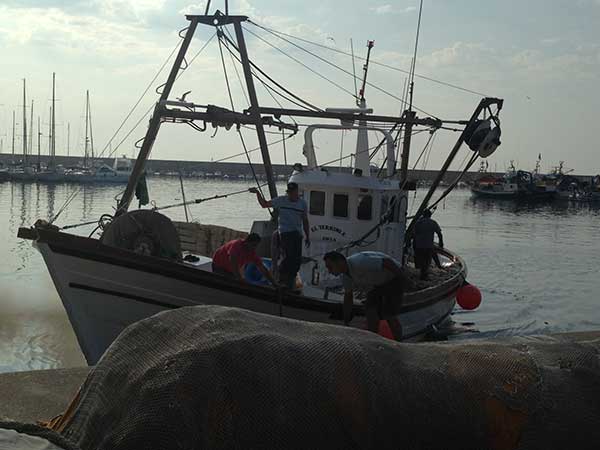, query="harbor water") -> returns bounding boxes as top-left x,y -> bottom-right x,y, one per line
1,179 -> 599,372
